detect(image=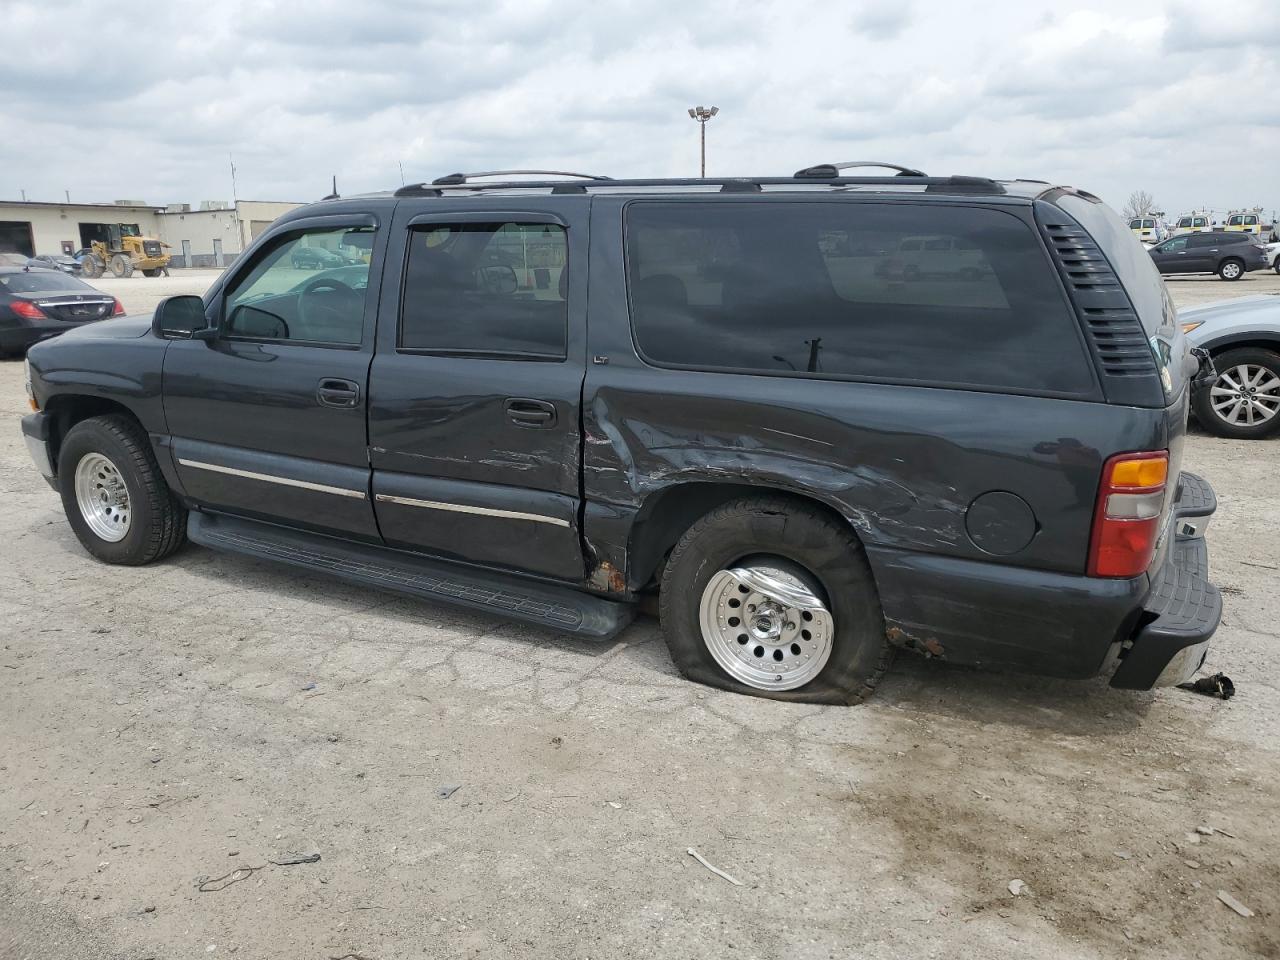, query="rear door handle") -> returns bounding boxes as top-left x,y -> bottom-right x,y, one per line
317,378 -> 361,408
504,397 -> 556,427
